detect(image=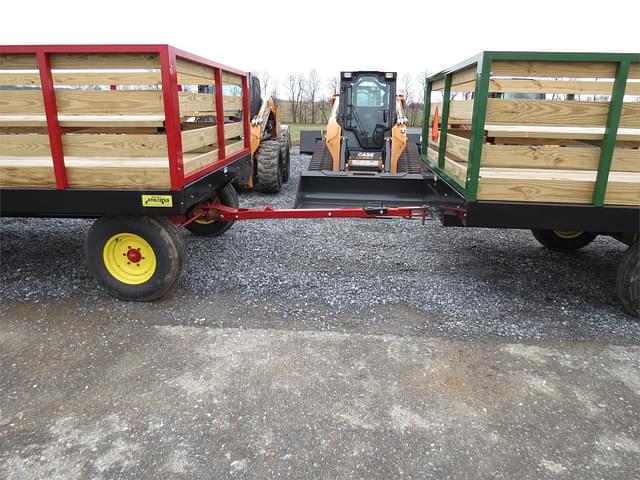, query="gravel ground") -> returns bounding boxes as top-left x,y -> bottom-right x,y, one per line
0,148 -> 638,340
1,148 -> 640,479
